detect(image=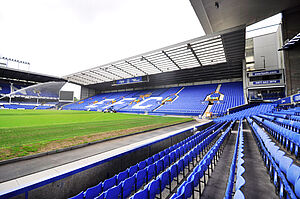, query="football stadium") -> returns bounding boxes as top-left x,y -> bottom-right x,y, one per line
0,1 -> 300,199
